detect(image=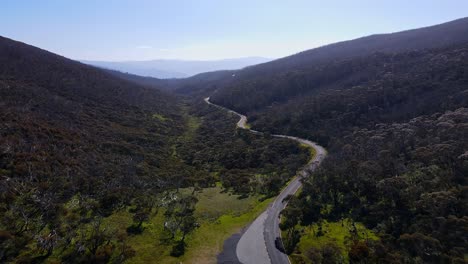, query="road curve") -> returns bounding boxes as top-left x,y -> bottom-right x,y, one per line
205,97 -> 326,264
